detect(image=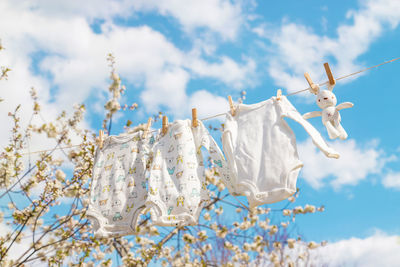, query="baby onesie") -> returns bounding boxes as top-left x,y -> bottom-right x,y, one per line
222,96 -> 339,209
146,119 -> 226,226
87,131 -> 149,237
